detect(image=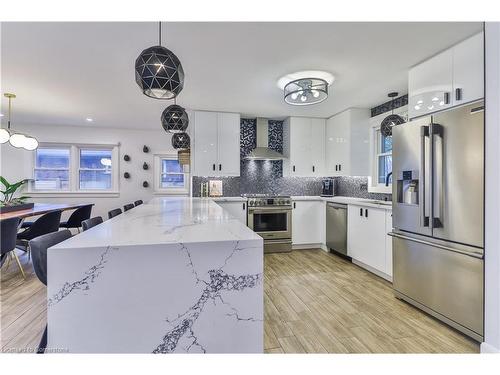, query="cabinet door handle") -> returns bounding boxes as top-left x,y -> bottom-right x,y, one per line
455,88 -> 462,101
293,202 -> 296,209
360,208 -> 363,216
339,164 -> 342,171
365,209 -> 368,218
212,163 -> 216,171
243,203 -> 246,210
293,165 -> 296,172
335,165 -> 338,172
219,164 -> 221,171
312,166 -> 315,172
444,92 -> 450,105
